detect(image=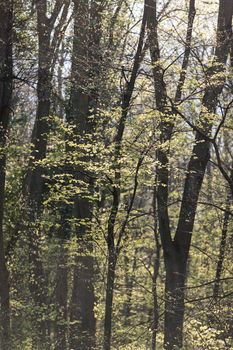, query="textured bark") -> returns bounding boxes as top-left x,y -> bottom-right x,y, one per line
24,3 -> 52,346
123,251 -> 137,326
0,2 -> 13,348
103,250 -> 117,350
68,1 -> 102,348
23,2 -> 70,347
54,238 -> 69,350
